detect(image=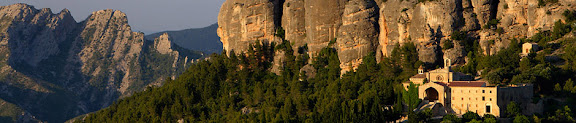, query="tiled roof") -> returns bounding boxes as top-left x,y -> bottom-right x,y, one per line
410,74 -> 426,79
434,82 -> 448,86
448,81 -> 486,87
